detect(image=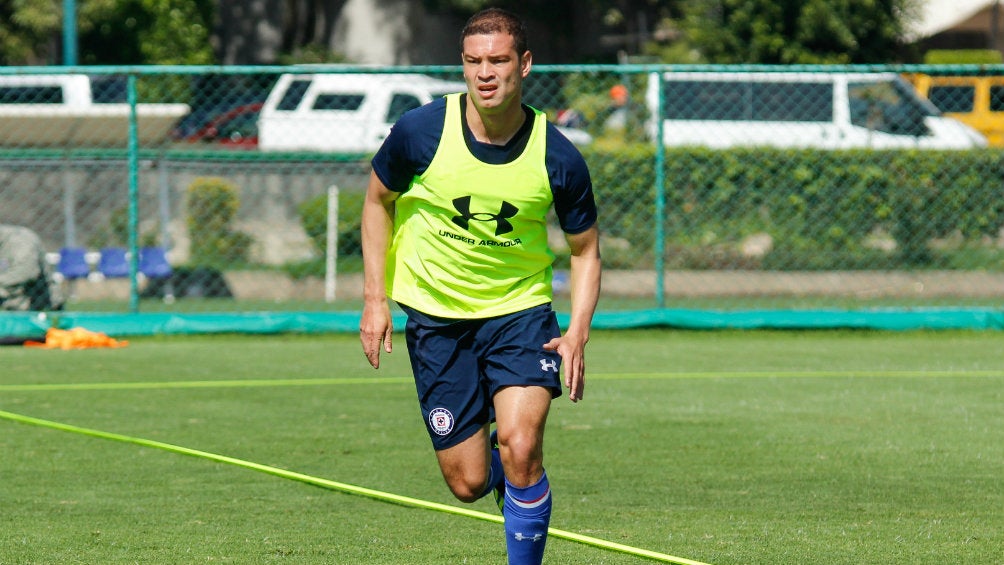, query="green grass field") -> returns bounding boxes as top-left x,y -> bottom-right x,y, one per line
2,330 -> 1002,564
